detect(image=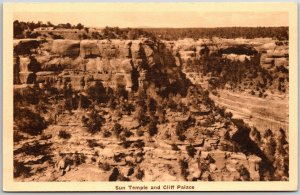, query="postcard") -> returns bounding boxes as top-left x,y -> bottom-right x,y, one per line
3,2 -> 298,191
